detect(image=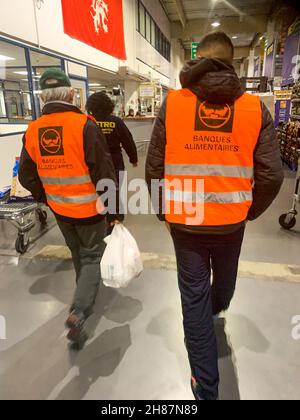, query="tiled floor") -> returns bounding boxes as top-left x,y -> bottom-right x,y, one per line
0,156 -> 299,400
